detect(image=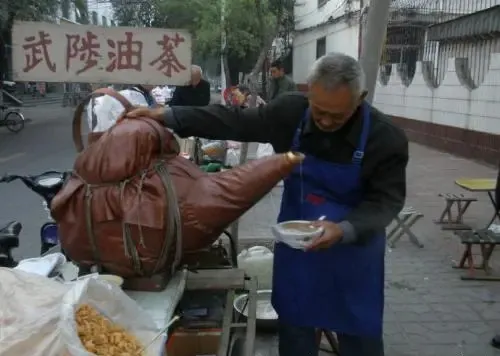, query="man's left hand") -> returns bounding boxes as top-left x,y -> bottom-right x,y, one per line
304,220 -> 344,251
